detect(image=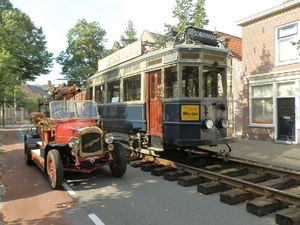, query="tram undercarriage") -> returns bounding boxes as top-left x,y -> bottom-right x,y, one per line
124,131 -> 238,162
